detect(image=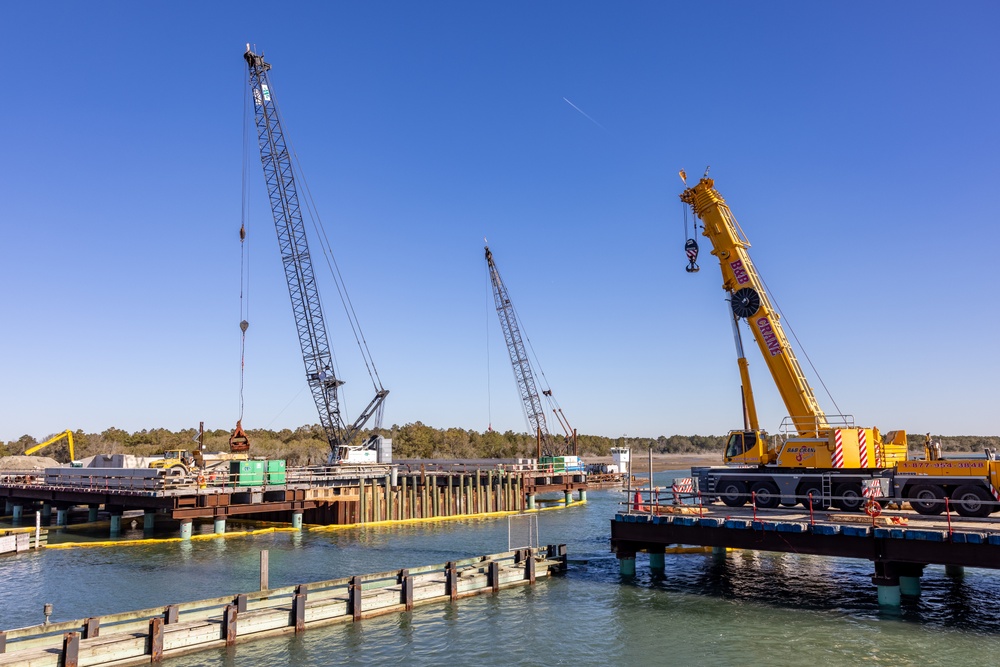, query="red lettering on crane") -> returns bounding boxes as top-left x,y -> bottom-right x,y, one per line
729,259 -> 750,285
755,316 -> 782,356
